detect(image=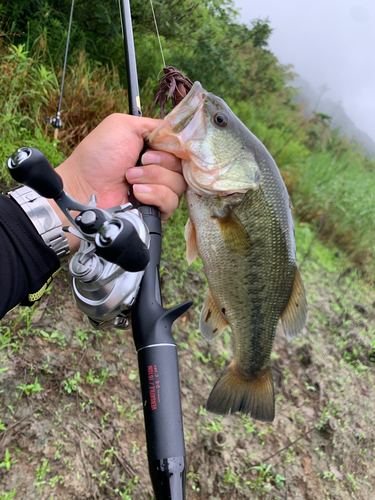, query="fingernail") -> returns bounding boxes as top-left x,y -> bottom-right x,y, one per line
141,152 -> 161,165
126,167 -> 143,181
133,184 -> 152,193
